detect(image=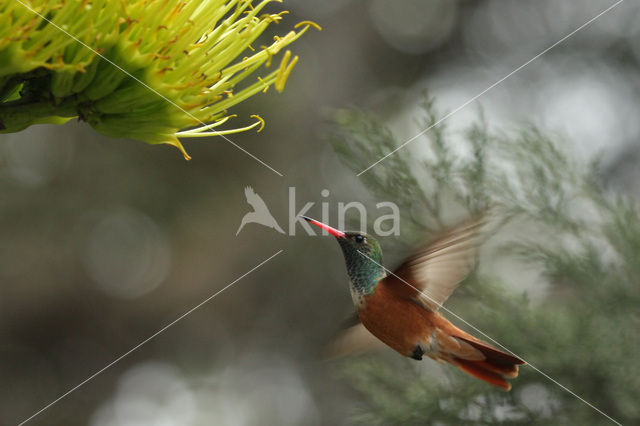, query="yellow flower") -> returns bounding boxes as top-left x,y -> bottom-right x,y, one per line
0,0 -> 320,159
